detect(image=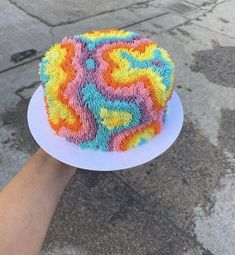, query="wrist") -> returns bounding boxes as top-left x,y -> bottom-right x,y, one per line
35,148 -> 76,176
